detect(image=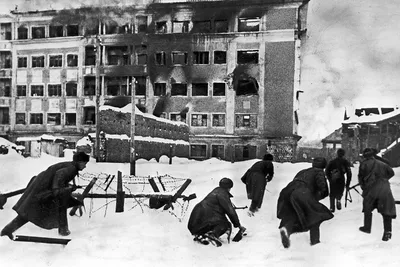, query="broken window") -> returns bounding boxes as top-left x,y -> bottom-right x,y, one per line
171,83 -> 187,96
212,114 -> 225,127
32,26 -> 45,38
235,145 -> 256,160
214,20 -> 228,33
15,113 -> 26,125
18,25 -> 28,39
107,46 -> 130,65
191,114 -> 208,127
67,54 -> 78,67
155,21 -> 167,34
105,76 -> 128,96
32,56 -> 45,68
154,83 -> 166,96
213,83 -> 225,96
49,25 -> 63,37
236,77 -> 258,96
172,52 -> 188,65
192,83 -> 208,96
170,113 -> 186,123
83,76 -> 96,96
17,85 -> 27,96
192,21 -> 211,33
155,52 -> 166,65
193,51 -> 209,64
66,82 -> 77,96
65,113 -> 76,125
31,85 -> 44,96
136,16 -> 148,33
214,51 -> 226,64
85,24 -> 99,36
83,107 -> 95,125
47,113 -> 61,125
30,113 -> 43,124
134,76 -> 146,96
66,25 -> 79,36
238,17 -> 260,32
236,114 -> 257,128
190,144 -> 207,158
0,79 -> 11,97
237,50 -> 259,64
0,23 -> 12,40
49,55 -> 63,67
18,56 -> 27,68
0,107 -> 9,124
48,84 -> 61,97
0,51 -> 12,68
211,145 -> 224,158
173,21 -> 189,33
85,46 -> 96,66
